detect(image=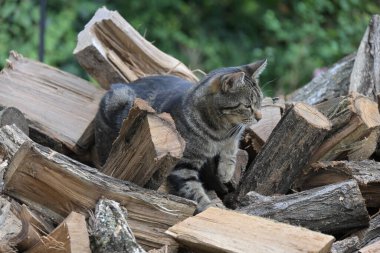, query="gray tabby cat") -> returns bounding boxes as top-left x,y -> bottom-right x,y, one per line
95,59 -> 267,212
